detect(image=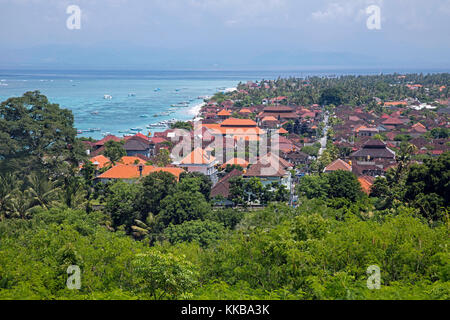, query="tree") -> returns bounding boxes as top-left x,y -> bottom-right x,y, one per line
136,171 -> 177,220
131,251 -> 198,299
0,91 -> 86,177
297,174 -> 330,199
163,219 -> 225,248
228,176 -> 246,207
327,170 -> 363,202
153,149 -> 172,167
179,172 -> 212,201
25,172 -> 60,210
319,87 -> 343,106
105,181 -> 140,230
104,140 -> 126,164
158,191 -> 211,229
